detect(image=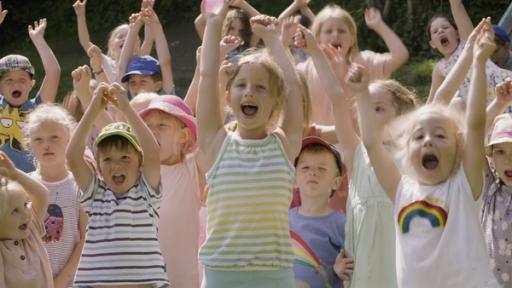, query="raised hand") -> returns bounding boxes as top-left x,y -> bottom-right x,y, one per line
219,60 -> 235,85
495,79 -> 512,106
141,6 -> 160,26
220,35 -> 242,56
87,44 -> 103,73
345,63 -> 370,93
250,15 -> 279,39
28,18 -> 47,42
0,151 -> 17,180
473,17 -> 496,62
72,0 -> 87,17
280,16 -> 299,48
71,65 -> 92,95
141,0 -> 155,9
294,0 -> 310,8
295,25 -> 317,53
323,43 -> 349,80
107,83 -> 130,111
128,12 -> 144,30
91,83 -> 111,112
0,1 -> 8,25
364,7 -> 383,31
